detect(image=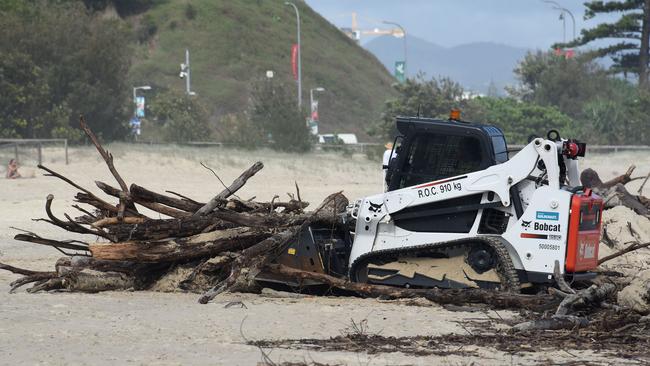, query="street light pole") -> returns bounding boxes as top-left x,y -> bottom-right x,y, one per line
185,49 -> 191,95
543,0 -> 576,42
560,11 -> 566,43
285,2 -> 302,109
179,49 -> 196,96
383,20 -> 407,77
